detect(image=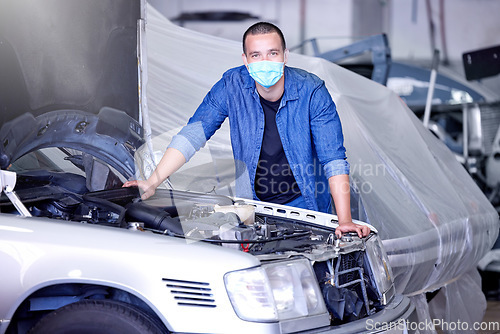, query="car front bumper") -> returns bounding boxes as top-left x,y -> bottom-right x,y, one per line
297,295 -> 416,334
